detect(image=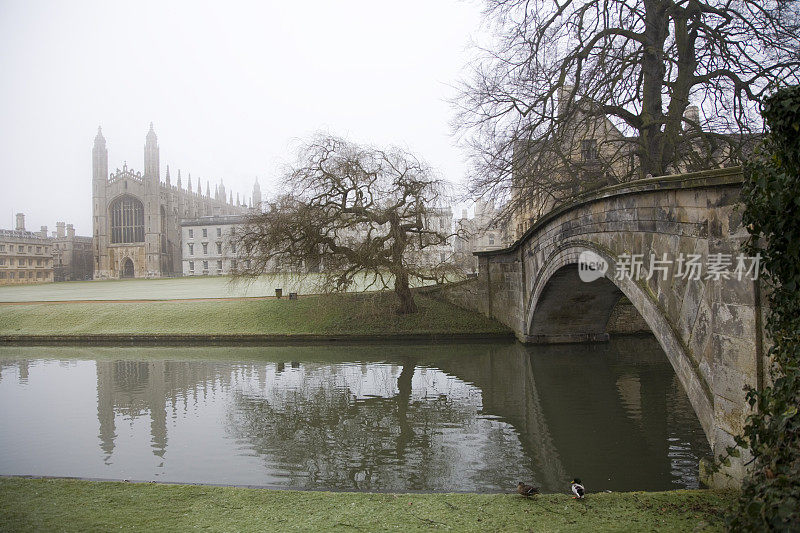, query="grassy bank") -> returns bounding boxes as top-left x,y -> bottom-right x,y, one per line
0,292 -> 509,337
0,274 -> 441,303
0,477 -> 735,532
